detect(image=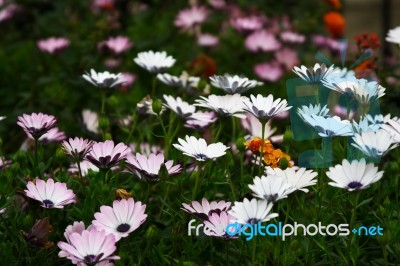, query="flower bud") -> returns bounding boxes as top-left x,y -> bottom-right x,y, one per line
152,98 -> 163,115
115,189 -> 132,200
279,157 -> 289,170
99,115 -> 109,131
236,137 -> 246,152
